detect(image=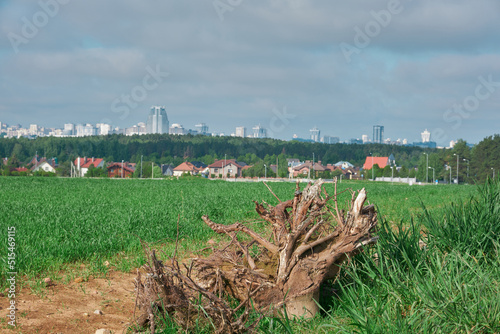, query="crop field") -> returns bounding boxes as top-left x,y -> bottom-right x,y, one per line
3,177 -> 499,333
0,177 -> 474,279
